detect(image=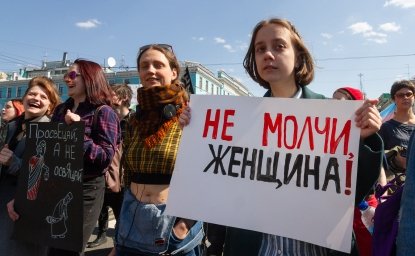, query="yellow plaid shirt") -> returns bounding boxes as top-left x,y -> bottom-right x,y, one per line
123,121 -> 182,186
